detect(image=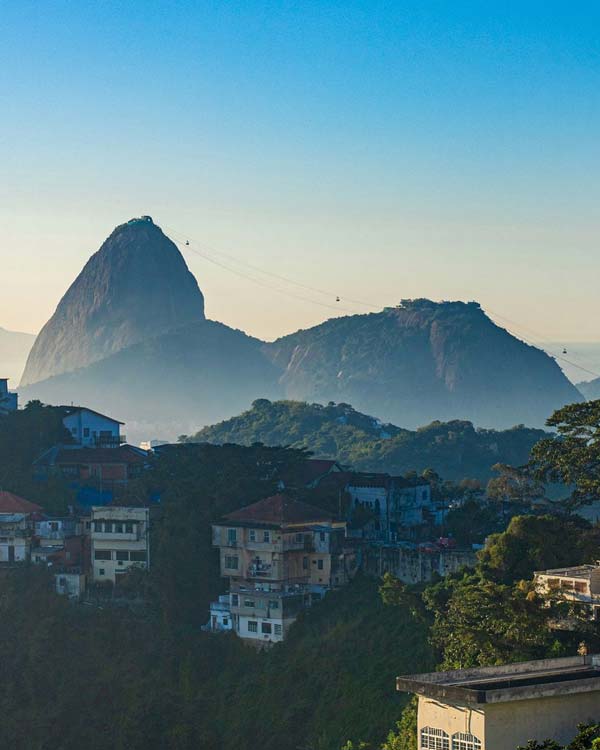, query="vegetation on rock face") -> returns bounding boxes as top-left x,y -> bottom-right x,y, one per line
185,399 -> 549,482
